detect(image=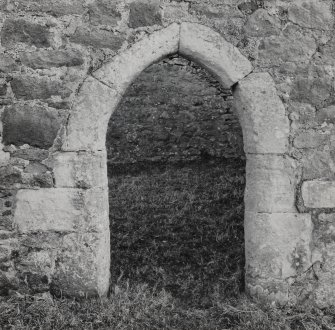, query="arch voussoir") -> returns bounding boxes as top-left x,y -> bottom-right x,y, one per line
233,72 -> 289,155
179,22 -> 253,88
92,23 -> 180,93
